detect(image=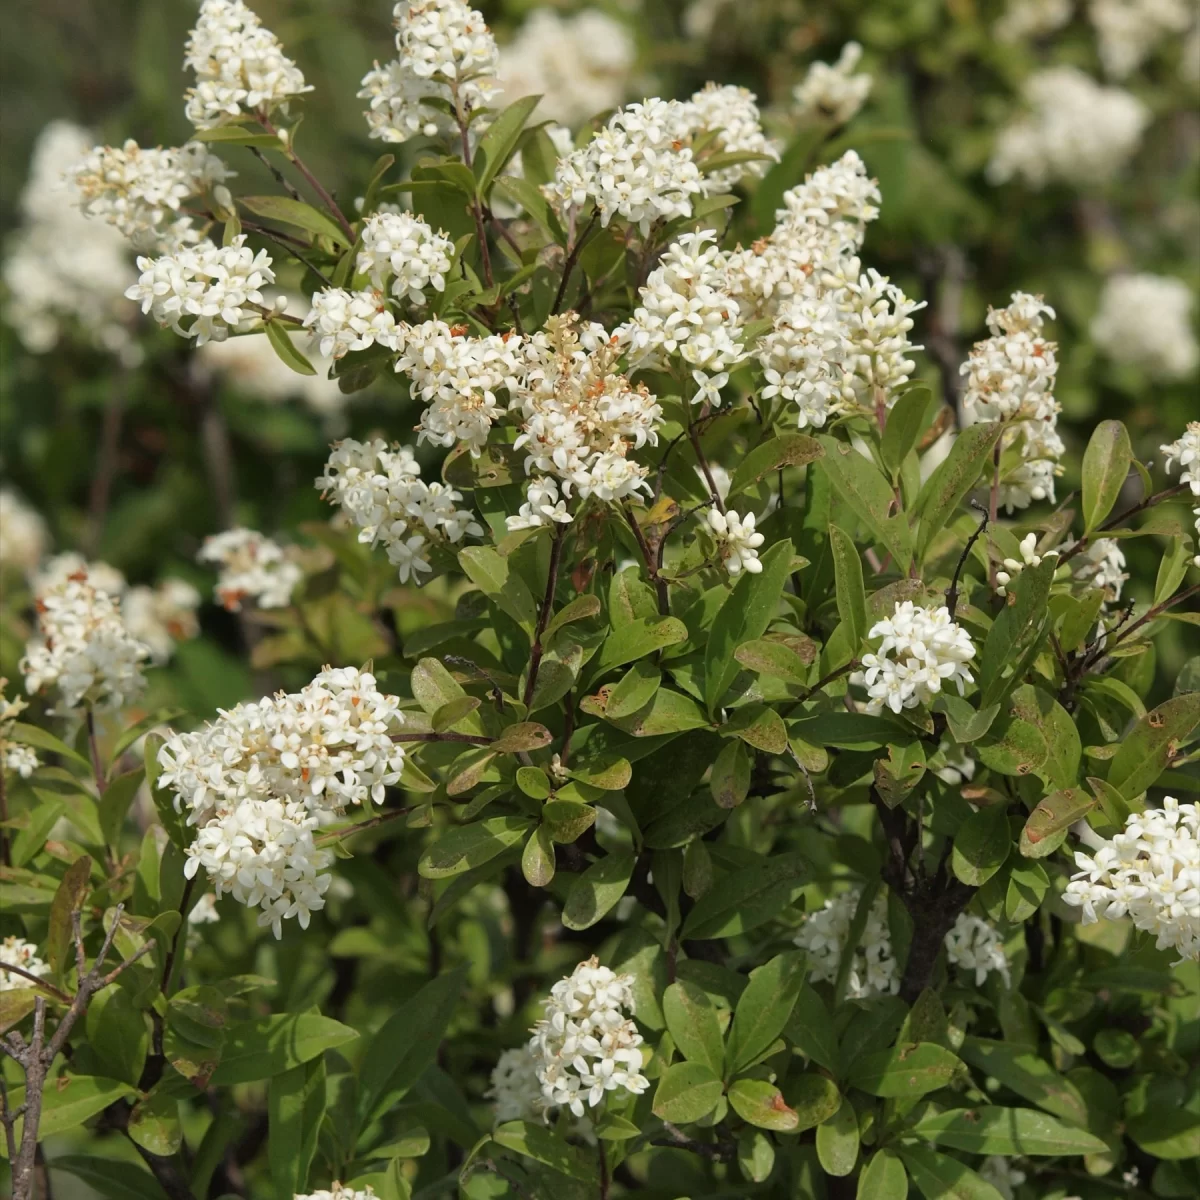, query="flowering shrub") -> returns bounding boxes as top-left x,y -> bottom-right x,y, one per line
1,3 -> 1199,1200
